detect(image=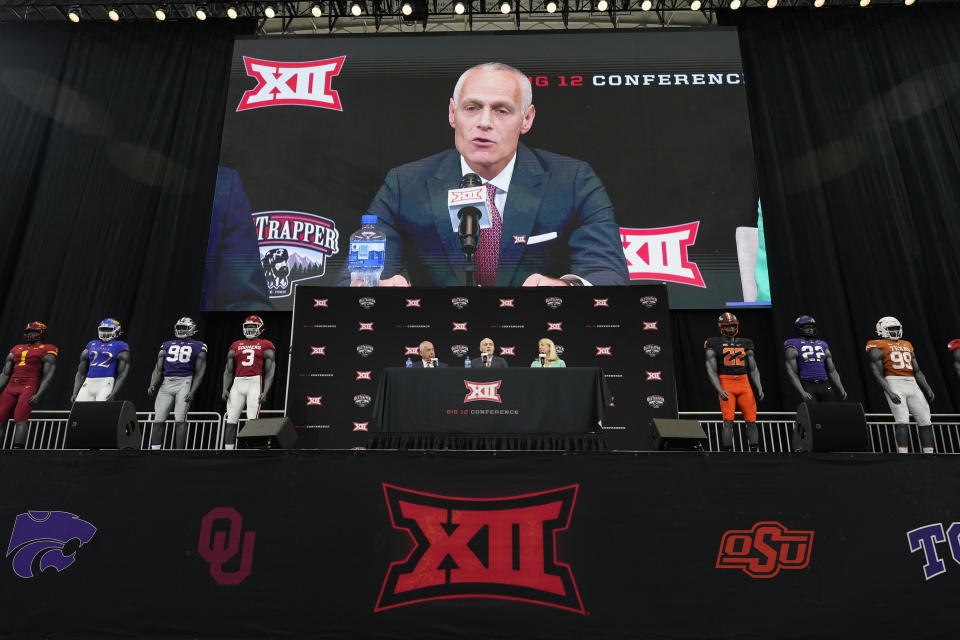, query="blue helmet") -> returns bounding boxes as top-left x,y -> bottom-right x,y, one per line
794,315 -> 817,338
98,318 -> 121,342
